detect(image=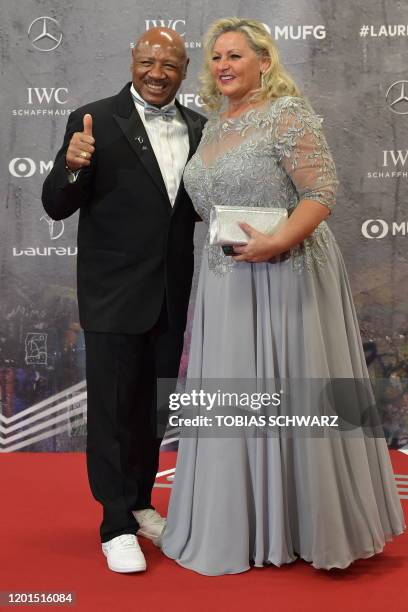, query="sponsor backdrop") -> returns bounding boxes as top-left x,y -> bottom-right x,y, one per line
1,1 -> 407,451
